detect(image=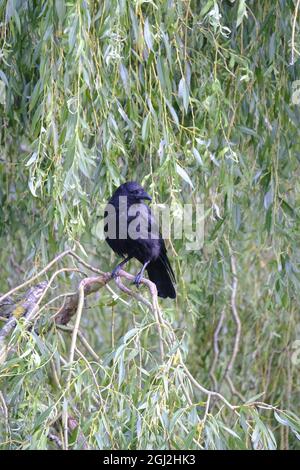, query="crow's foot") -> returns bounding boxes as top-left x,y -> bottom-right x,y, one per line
111,266 -> 121,279
133,272 -> 143,287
